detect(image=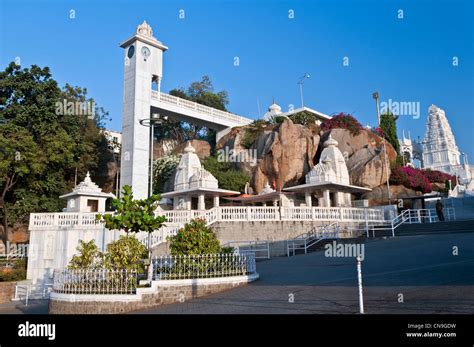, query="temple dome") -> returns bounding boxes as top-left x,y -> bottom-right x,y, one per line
305,134 -> 350,185
263,100 -> 283,122
174,142 -> 219,191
